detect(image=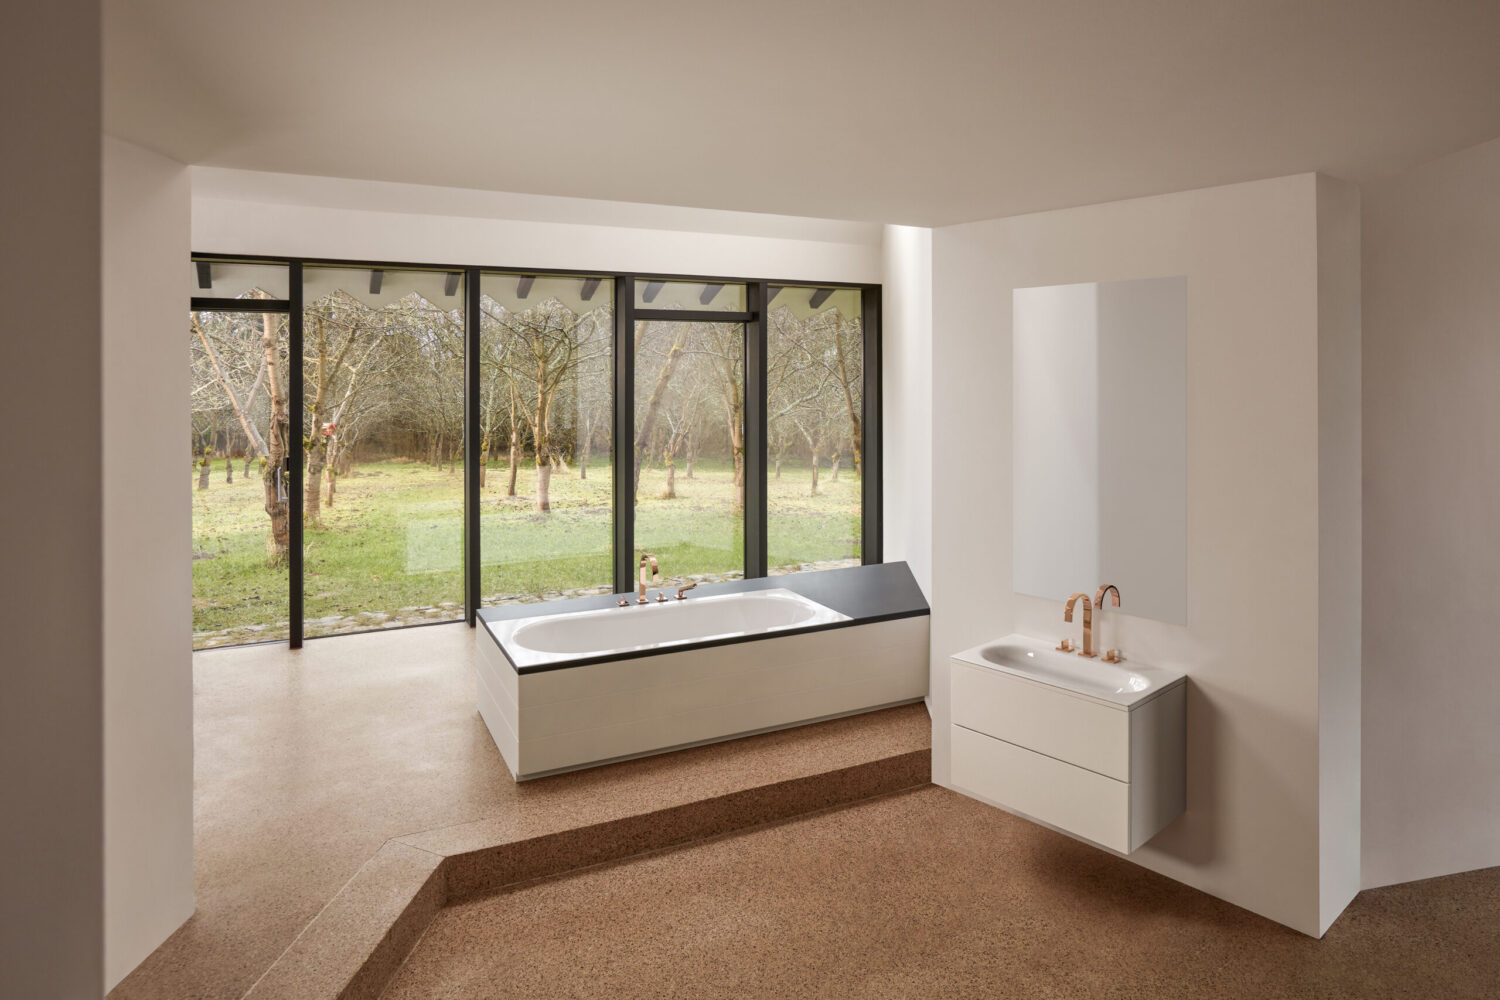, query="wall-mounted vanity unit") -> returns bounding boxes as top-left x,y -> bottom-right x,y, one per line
949,635 -> 1185,854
